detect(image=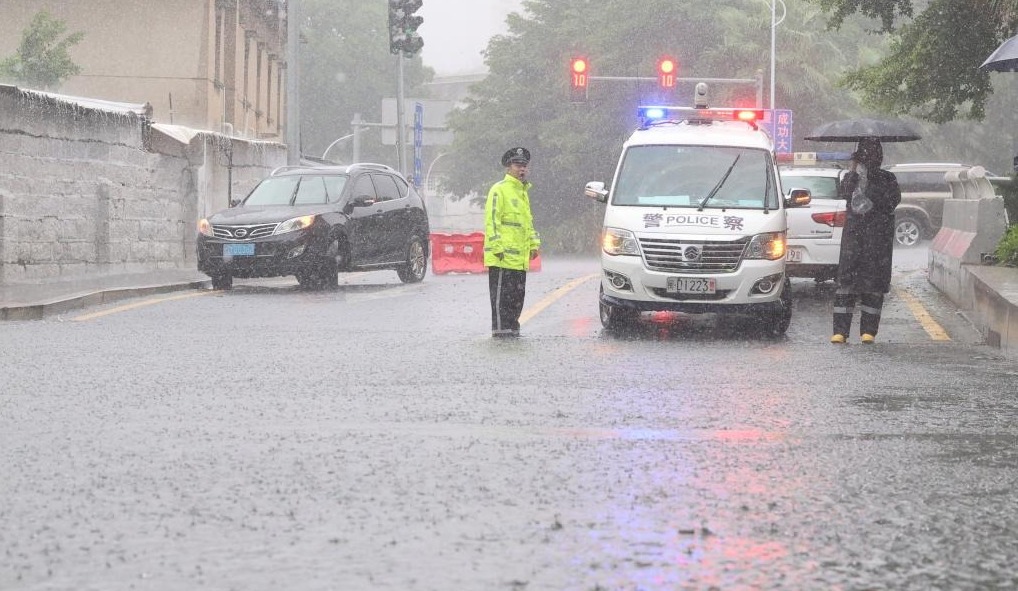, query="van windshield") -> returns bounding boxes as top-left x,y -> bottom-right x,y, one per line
613,145 -> 778,209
